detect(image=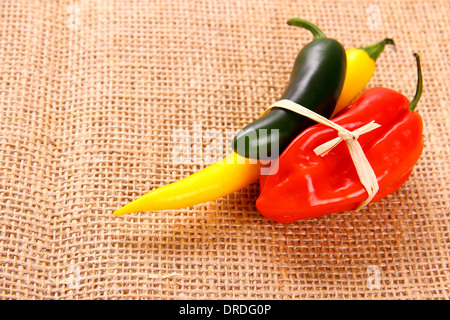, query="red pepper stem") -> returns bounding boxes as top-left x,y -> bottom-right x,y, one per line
409,52 -> 423,111
361,38 -> 395,62
287,18 -> 327,40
